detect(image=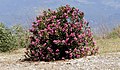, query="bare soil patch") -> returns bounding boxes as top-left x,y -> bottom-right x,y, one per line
0,48 -> 120,70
